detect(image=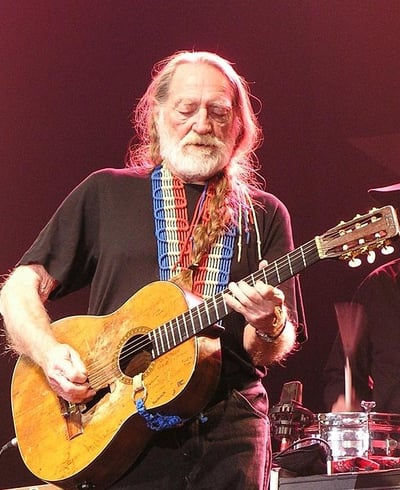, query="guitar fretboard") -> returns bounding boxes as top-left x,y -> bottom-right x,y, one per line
149,238 -> 320,358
